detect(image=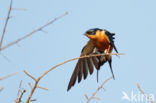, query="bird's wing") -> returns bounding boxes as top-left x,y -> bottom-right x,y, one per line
105,32 -> 118,53
104,31 -> 118,79
67,40 -> 101,91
